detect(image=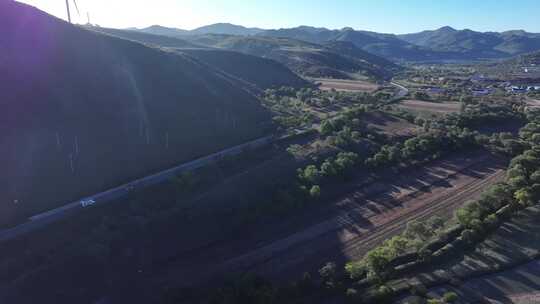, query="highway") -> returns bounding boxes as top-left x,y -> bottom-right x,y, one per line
0,136 -> 273,242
